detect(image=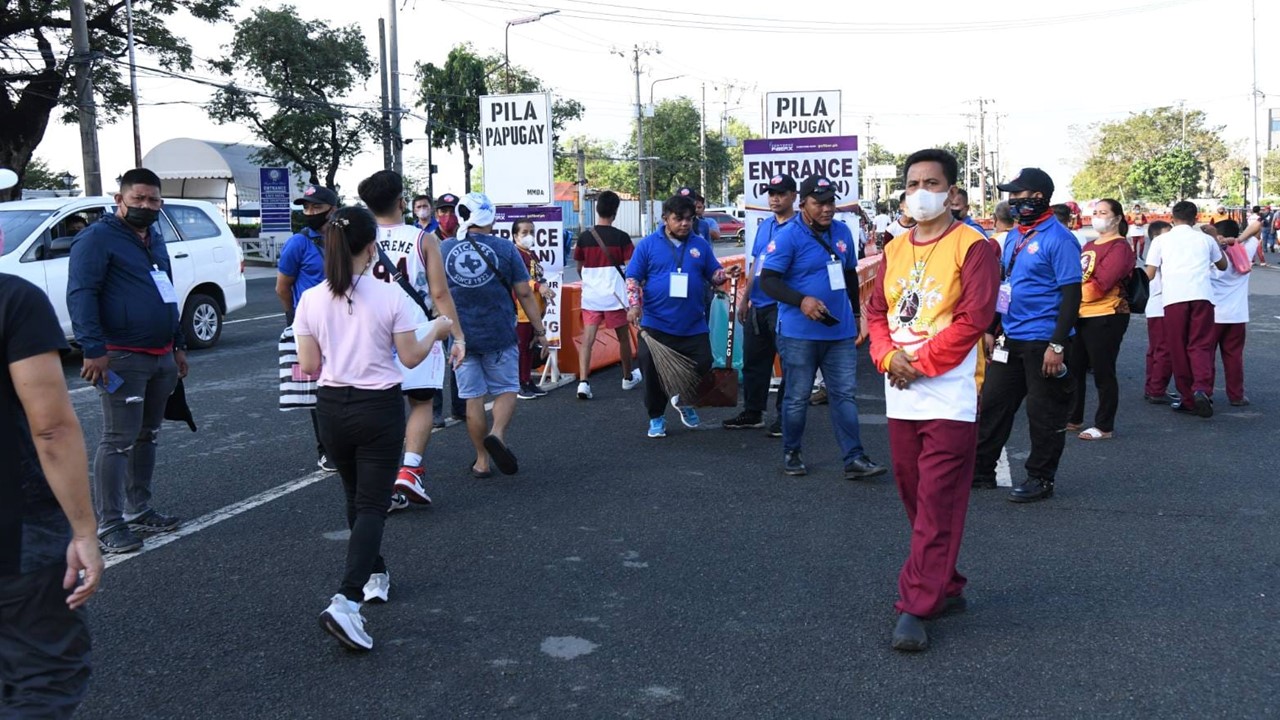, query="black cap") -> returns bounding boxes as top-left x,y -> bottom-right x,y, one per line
675,186 -> 705,202
997,168 -> 1054,197
799,176 -> 837,202
435,193 -> 459,208
293,185 -> 338,207
764,173 -> 797,194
